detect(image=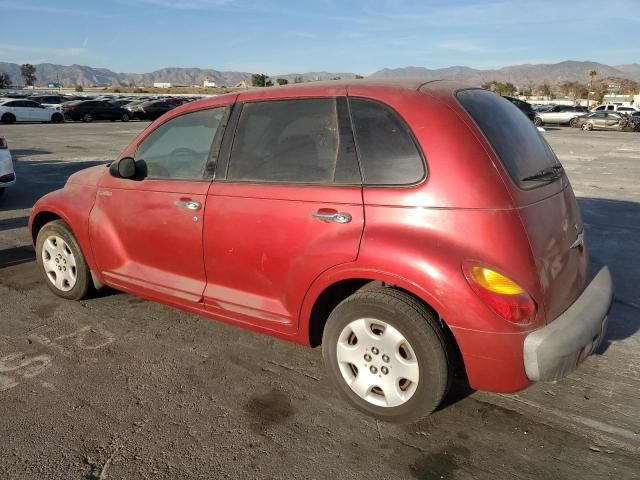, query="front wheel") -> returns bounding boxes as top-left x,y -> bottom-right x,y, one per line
36,220 -> 93,300
322,288 -> 451,423
82,113 -> 93,123
534,117 -> 543,127
51,113 -> 64,123
1,113 -> 16,124
121,113 -> 130,122
582,122 -> 593,131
